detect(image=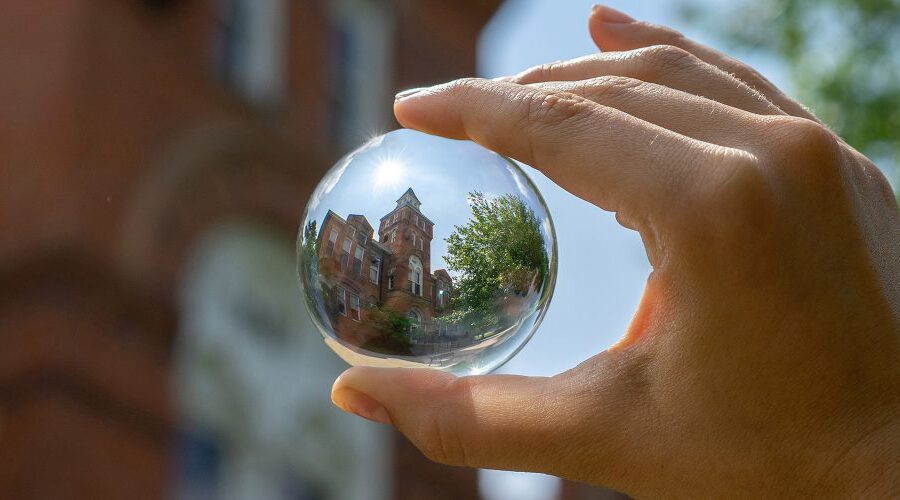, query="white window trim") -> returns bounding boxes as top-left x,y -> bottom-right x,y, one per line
369,257 -> 380,284
337,287 -> 347,316
350,293 -> 361,321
